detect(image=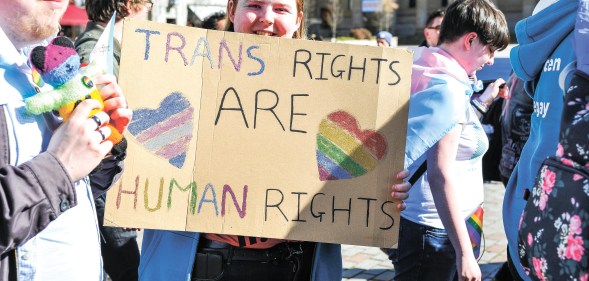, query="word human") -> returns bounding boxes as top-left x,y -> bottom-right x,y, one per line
115,176 -> 396,229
